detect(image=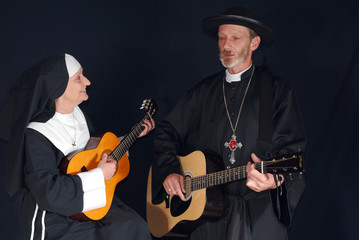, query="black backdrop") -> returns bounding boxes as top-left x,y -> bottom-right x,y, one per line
1,0 -> 358,239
